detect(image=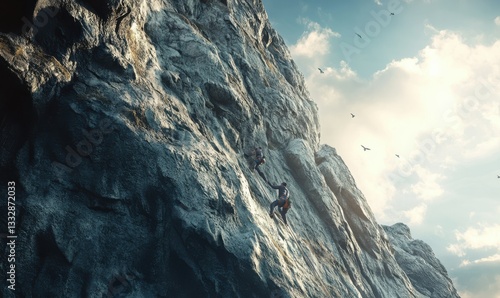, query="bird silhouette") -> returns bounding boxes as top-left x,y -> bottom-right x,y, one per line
361,145 -> 371,151
350,113 -> 355,118
390,12 -> 395,15
497,175 -> 500,178
318,68 -> 324,73
395,154 -> 400,158
355,33 -> 362,39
